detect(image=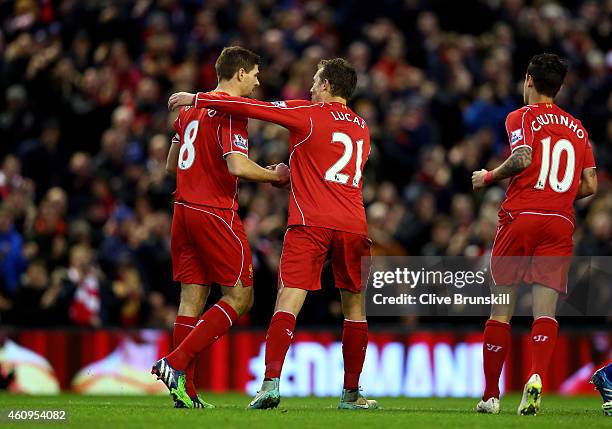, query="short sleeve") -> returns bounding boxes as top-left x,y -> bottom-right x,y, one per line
222,114 -> 249,158
583,140 -> 596,169
505,109 -> 534,152
172,109 -> 183,144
